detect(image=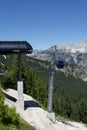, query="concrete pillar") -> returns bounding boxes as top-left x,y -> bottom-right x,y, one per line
47,112 -> 56,123
17,81 -> 24,116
